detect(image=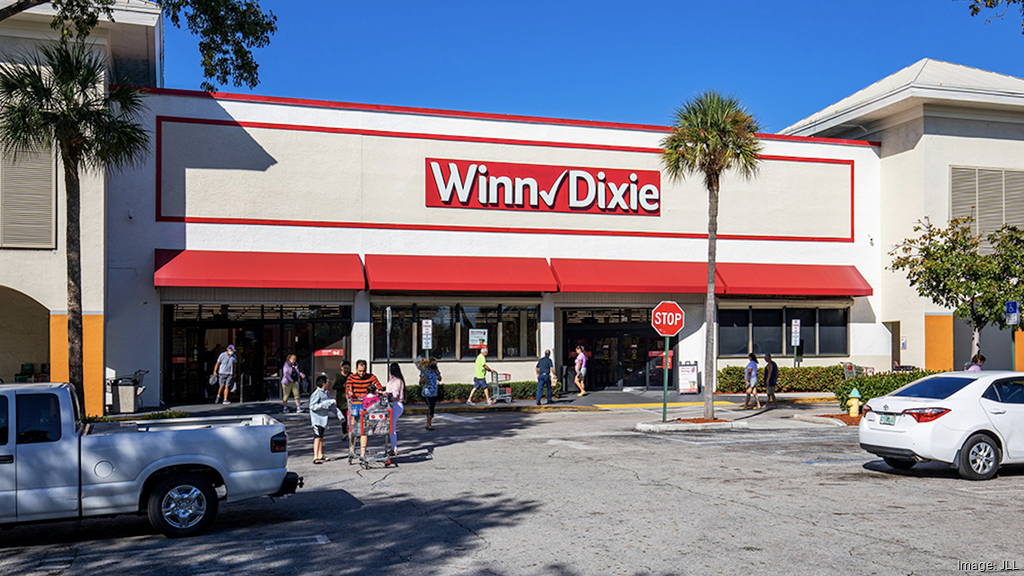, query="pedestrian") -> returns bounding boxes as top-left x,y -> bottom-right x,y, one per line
309,374 -> 344,464
385,362 -> 406,456
764,353 -> 779,408
420,359 -> 441,431
332,359 -> 351,438
966,354 -> 986,371
211,344 -> 236,405
536,349 -> 557,405
466,345 -> 495,405
744,352 -> 761,410
280,353 -> 305,413
574,345 -> 588,397
346,359 -> 382,459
